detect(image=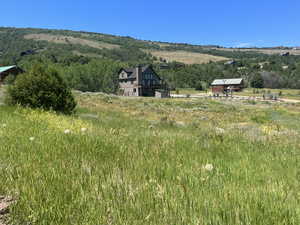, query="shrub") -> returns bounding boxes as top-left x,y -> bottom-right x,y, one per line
195,81 -> 204,91
3,74 -> 17,85
195,81 -> 208,91
251,73 -> 264,88
251,113 -> 270,124
6,64 -> 76,114
247,100 -> 257,105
